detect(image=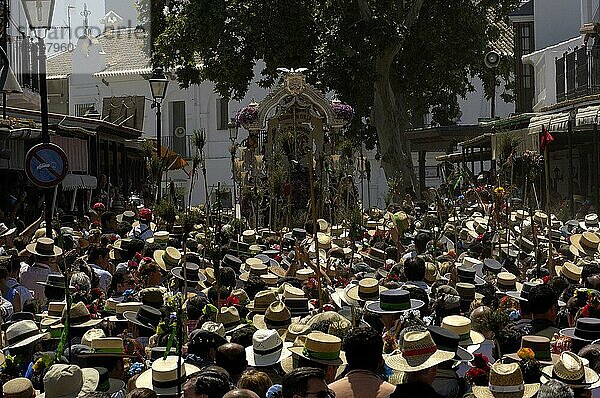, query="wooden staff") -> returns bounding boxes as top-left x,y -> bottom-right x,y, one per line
307,137 -> 324,311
